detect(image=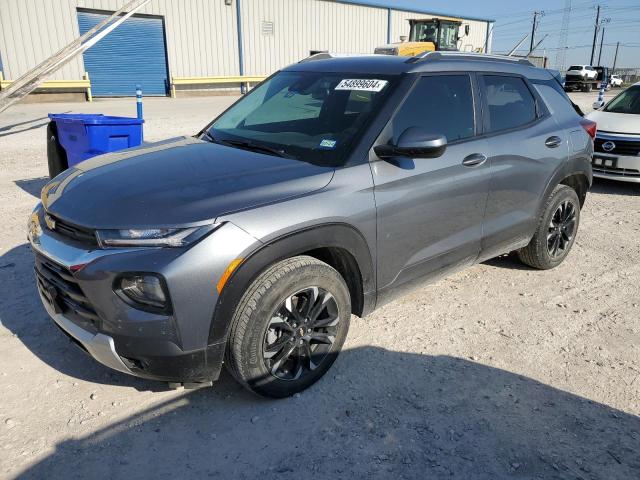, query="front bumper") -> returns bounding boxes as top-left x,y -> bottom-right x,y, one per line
29,207 -> 260,382
43,297 -> 132,375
